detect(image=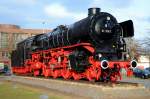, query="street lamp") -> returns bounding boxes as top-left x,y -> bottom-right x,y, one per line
42,21 -> 45,33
